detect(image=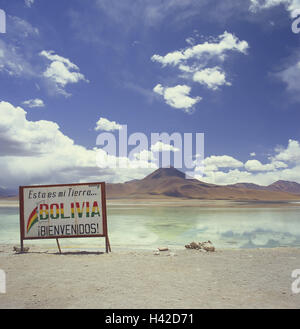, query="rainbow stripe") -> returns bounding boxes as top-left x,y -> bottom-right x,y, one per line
26,207 -> 38,233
